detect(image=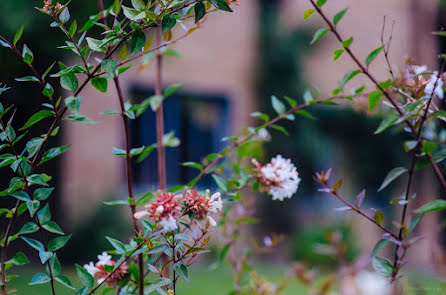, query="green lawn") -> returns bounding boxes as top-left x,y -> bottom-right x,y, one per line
7,264 -> 446,294
7,264 -> 307,295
